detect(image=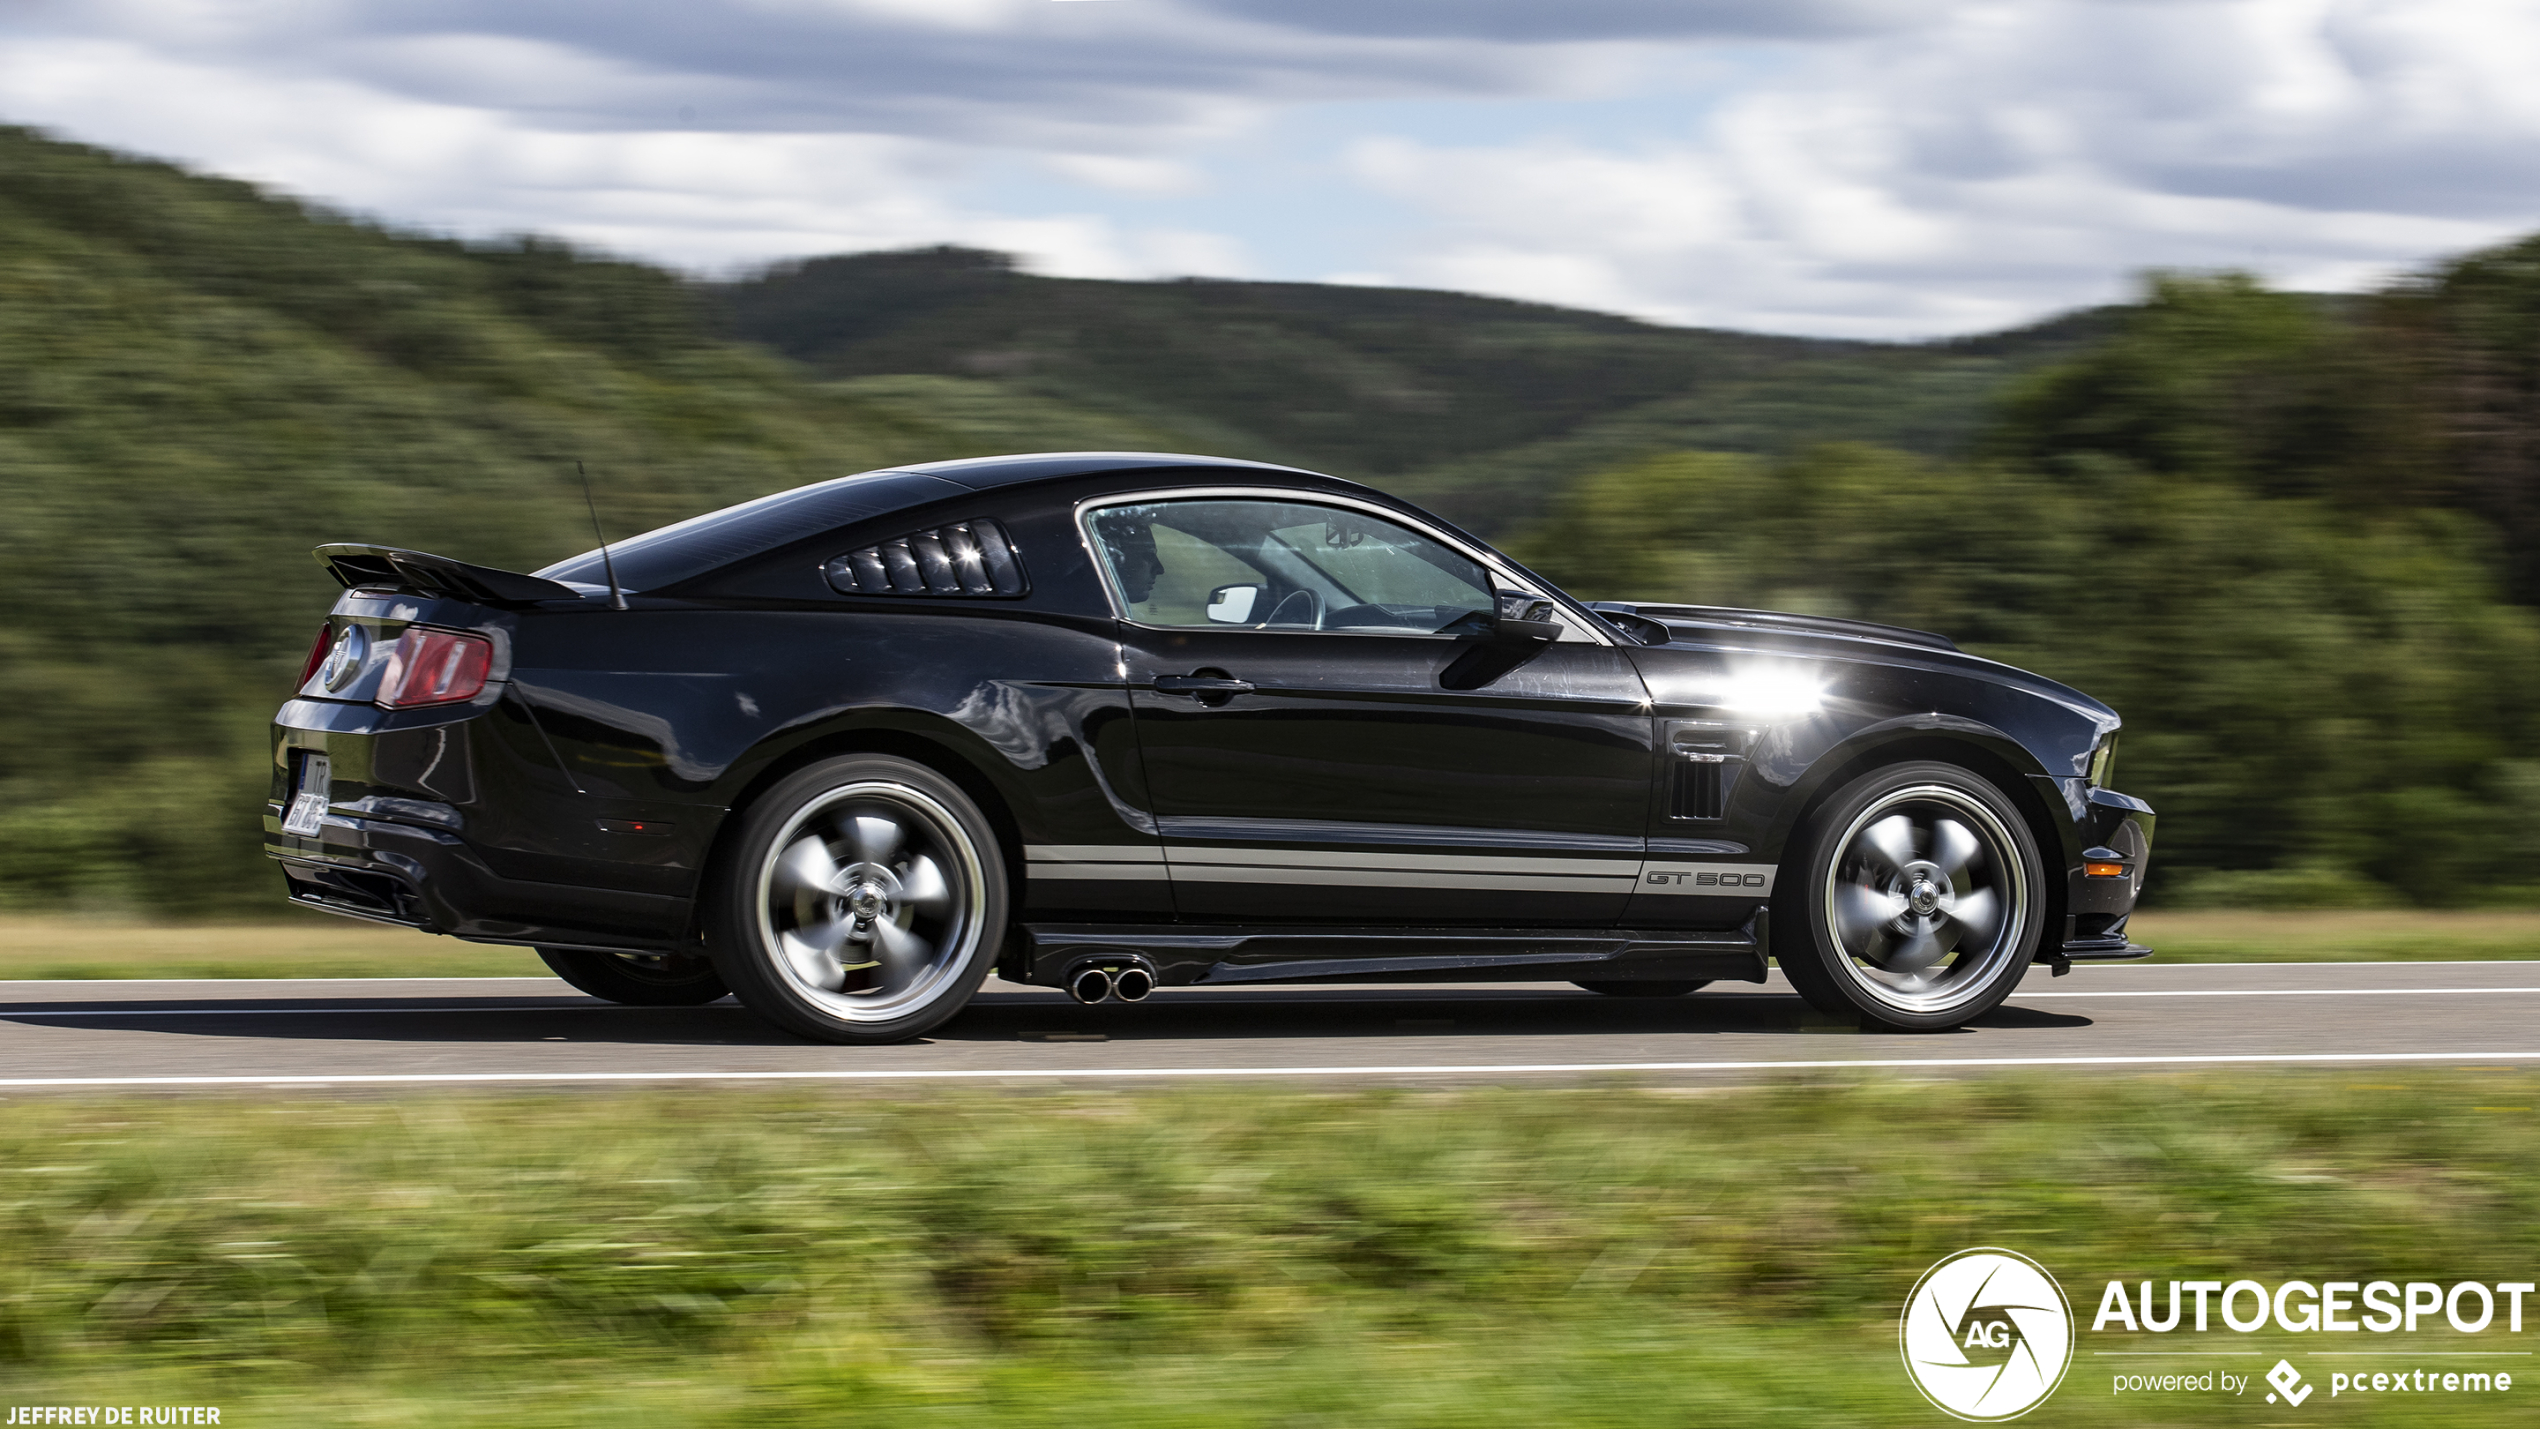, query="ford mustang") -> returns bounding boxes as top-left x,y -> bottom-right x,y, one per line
266,452 -> 2154,1041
